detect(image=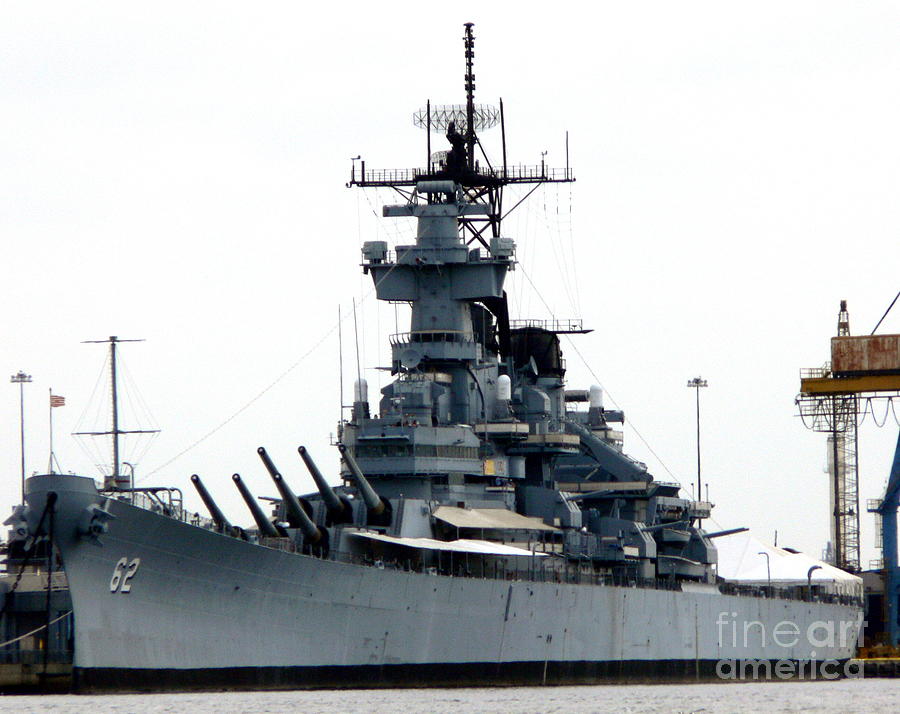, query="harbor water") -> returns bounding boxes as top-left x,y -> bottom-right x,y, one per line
2,680 -> 900,713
